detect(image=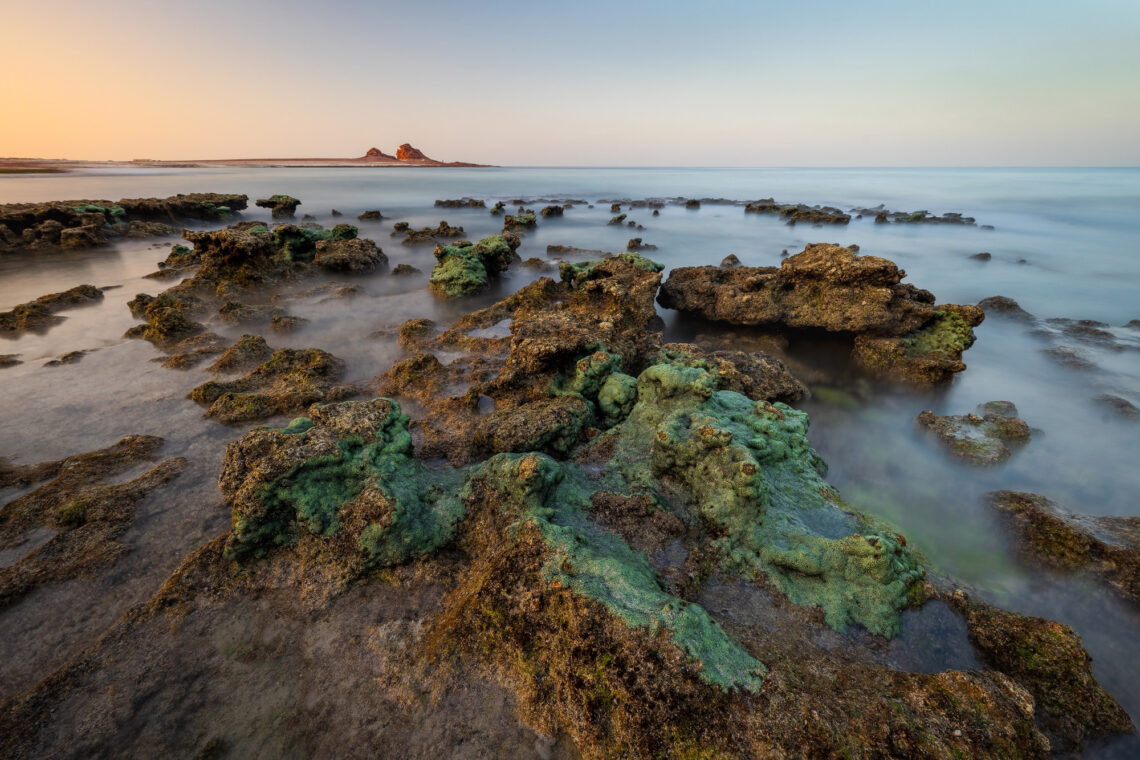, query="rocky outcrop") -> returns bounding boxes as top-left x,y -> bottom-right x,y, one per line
659,244 -> 984,383
363,147 -> 395,159
254,194 -> 301,219
398,221 -> 465,245
429,234 -> 520,298
0,284 -> 103,333
917,401 -> 1031,465
988,491 -> 1140,605
744,200 -> 851,225
0,193 -> 247,253
188,347 -> 354,424
396,143 -> 430,161
435,198 -> 485,209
